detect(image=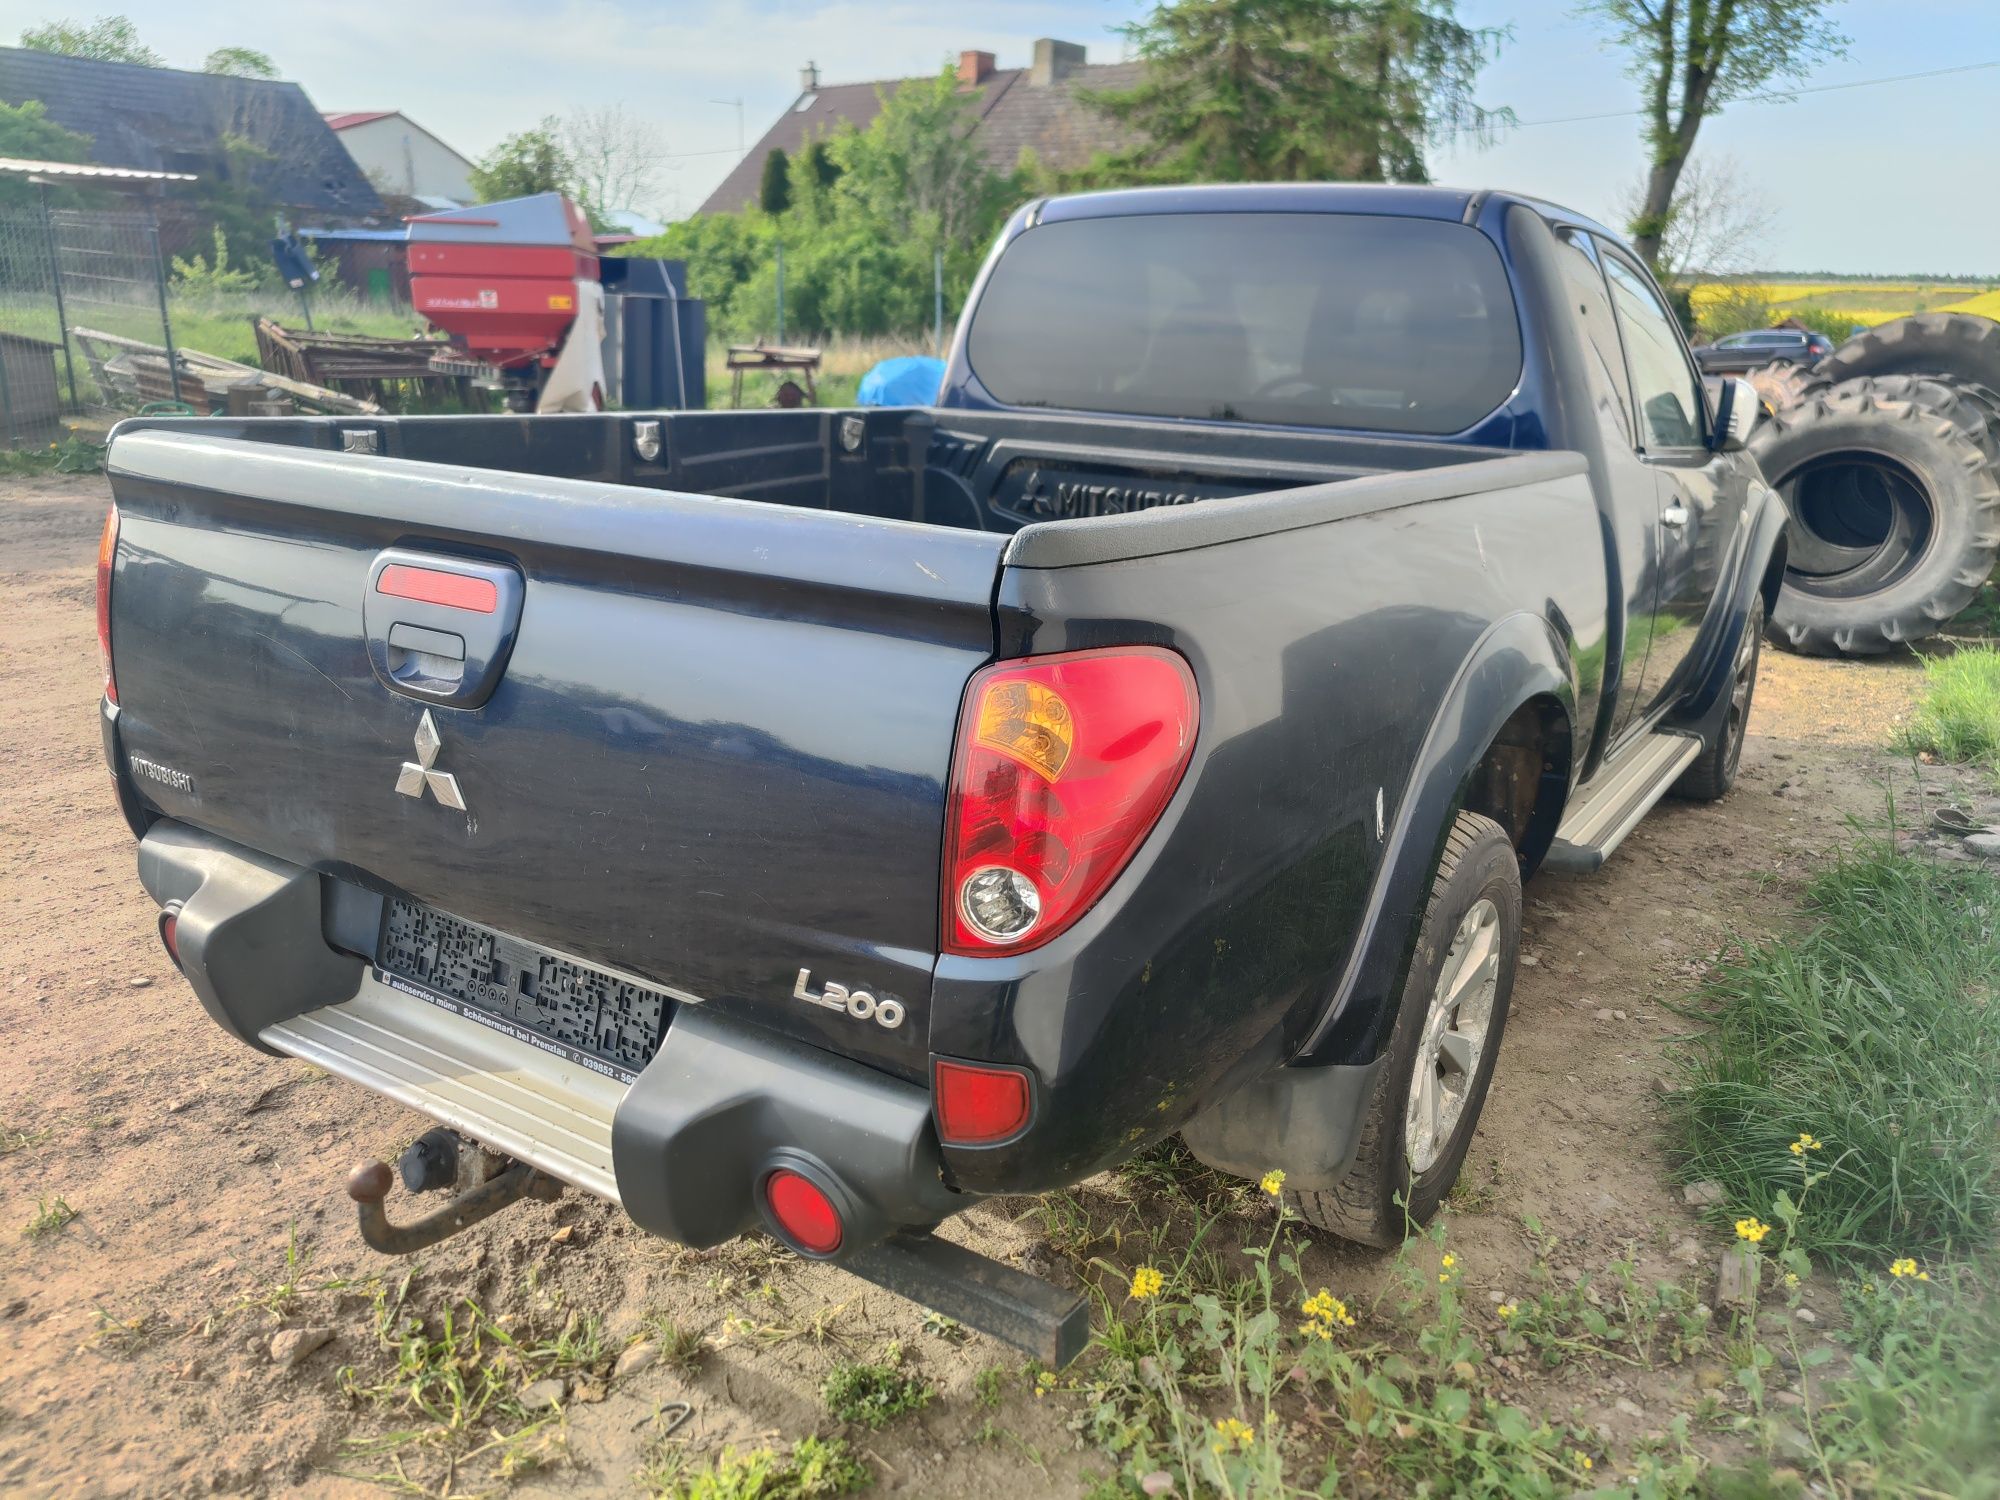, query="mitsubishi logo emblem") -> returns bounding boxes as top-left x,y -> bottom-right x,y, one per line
394,710 -> 466,811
